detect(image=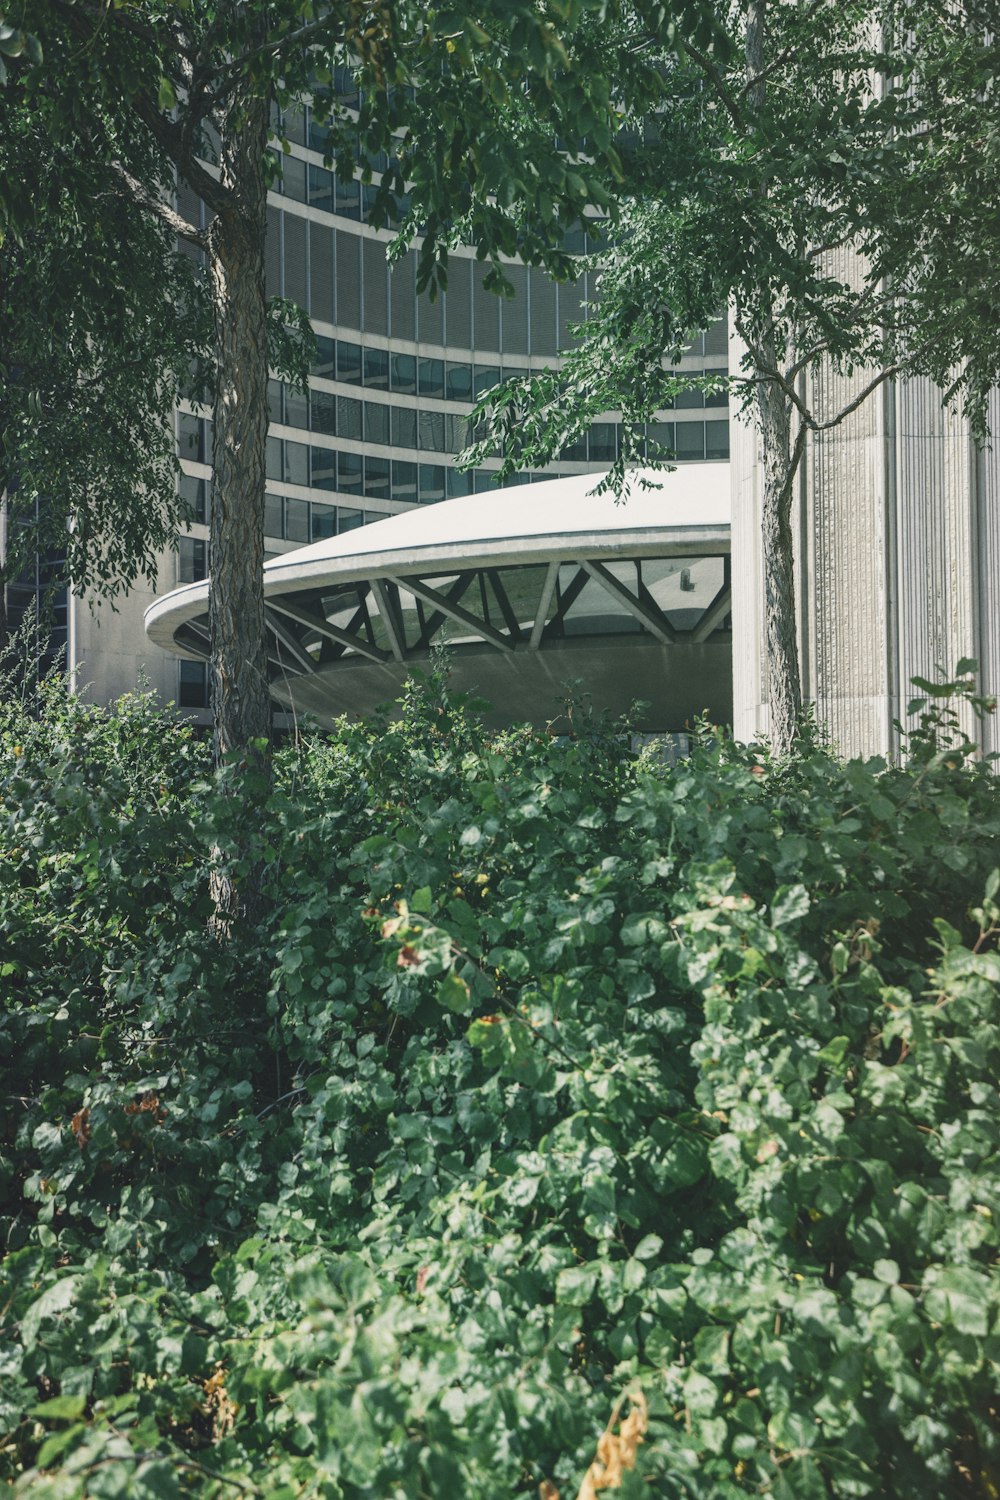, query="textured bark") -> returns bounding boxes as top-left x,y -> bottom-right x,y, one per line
755,352 -> 802,756
744,0 -> 803,757
207,87 -> 272,770
204,86 -> 272,924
